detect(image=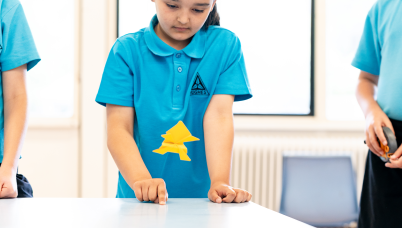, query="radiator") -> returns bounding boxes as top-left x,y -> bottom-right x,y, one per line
230,135 -> 368,212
